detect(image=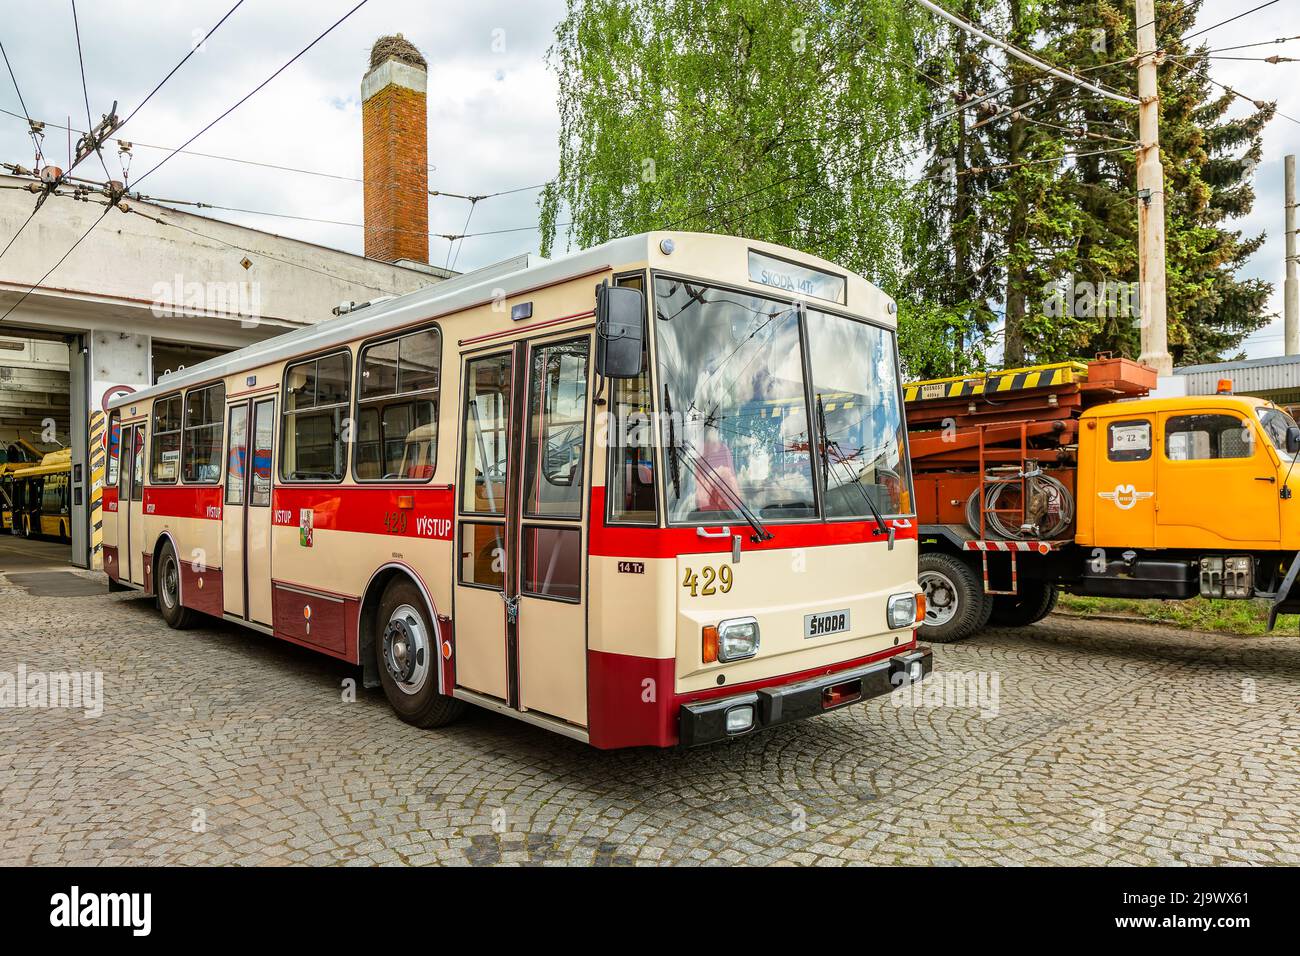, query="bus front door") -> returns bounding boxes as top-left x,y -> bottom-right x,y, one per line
222,398 -> 276,626
452,333 -> 594,730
